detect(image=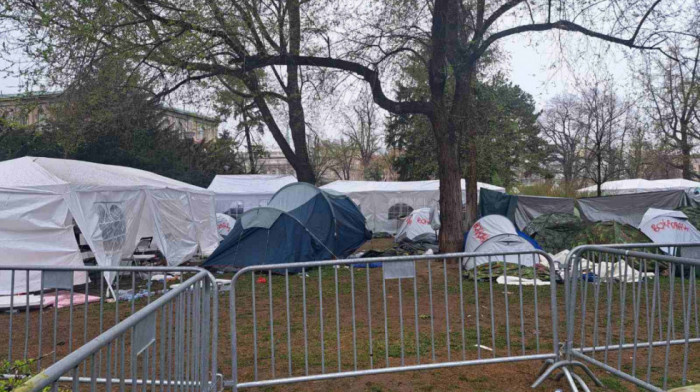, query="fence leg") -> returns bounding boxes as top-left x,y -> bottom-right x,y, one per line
531,360 -> 602,390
